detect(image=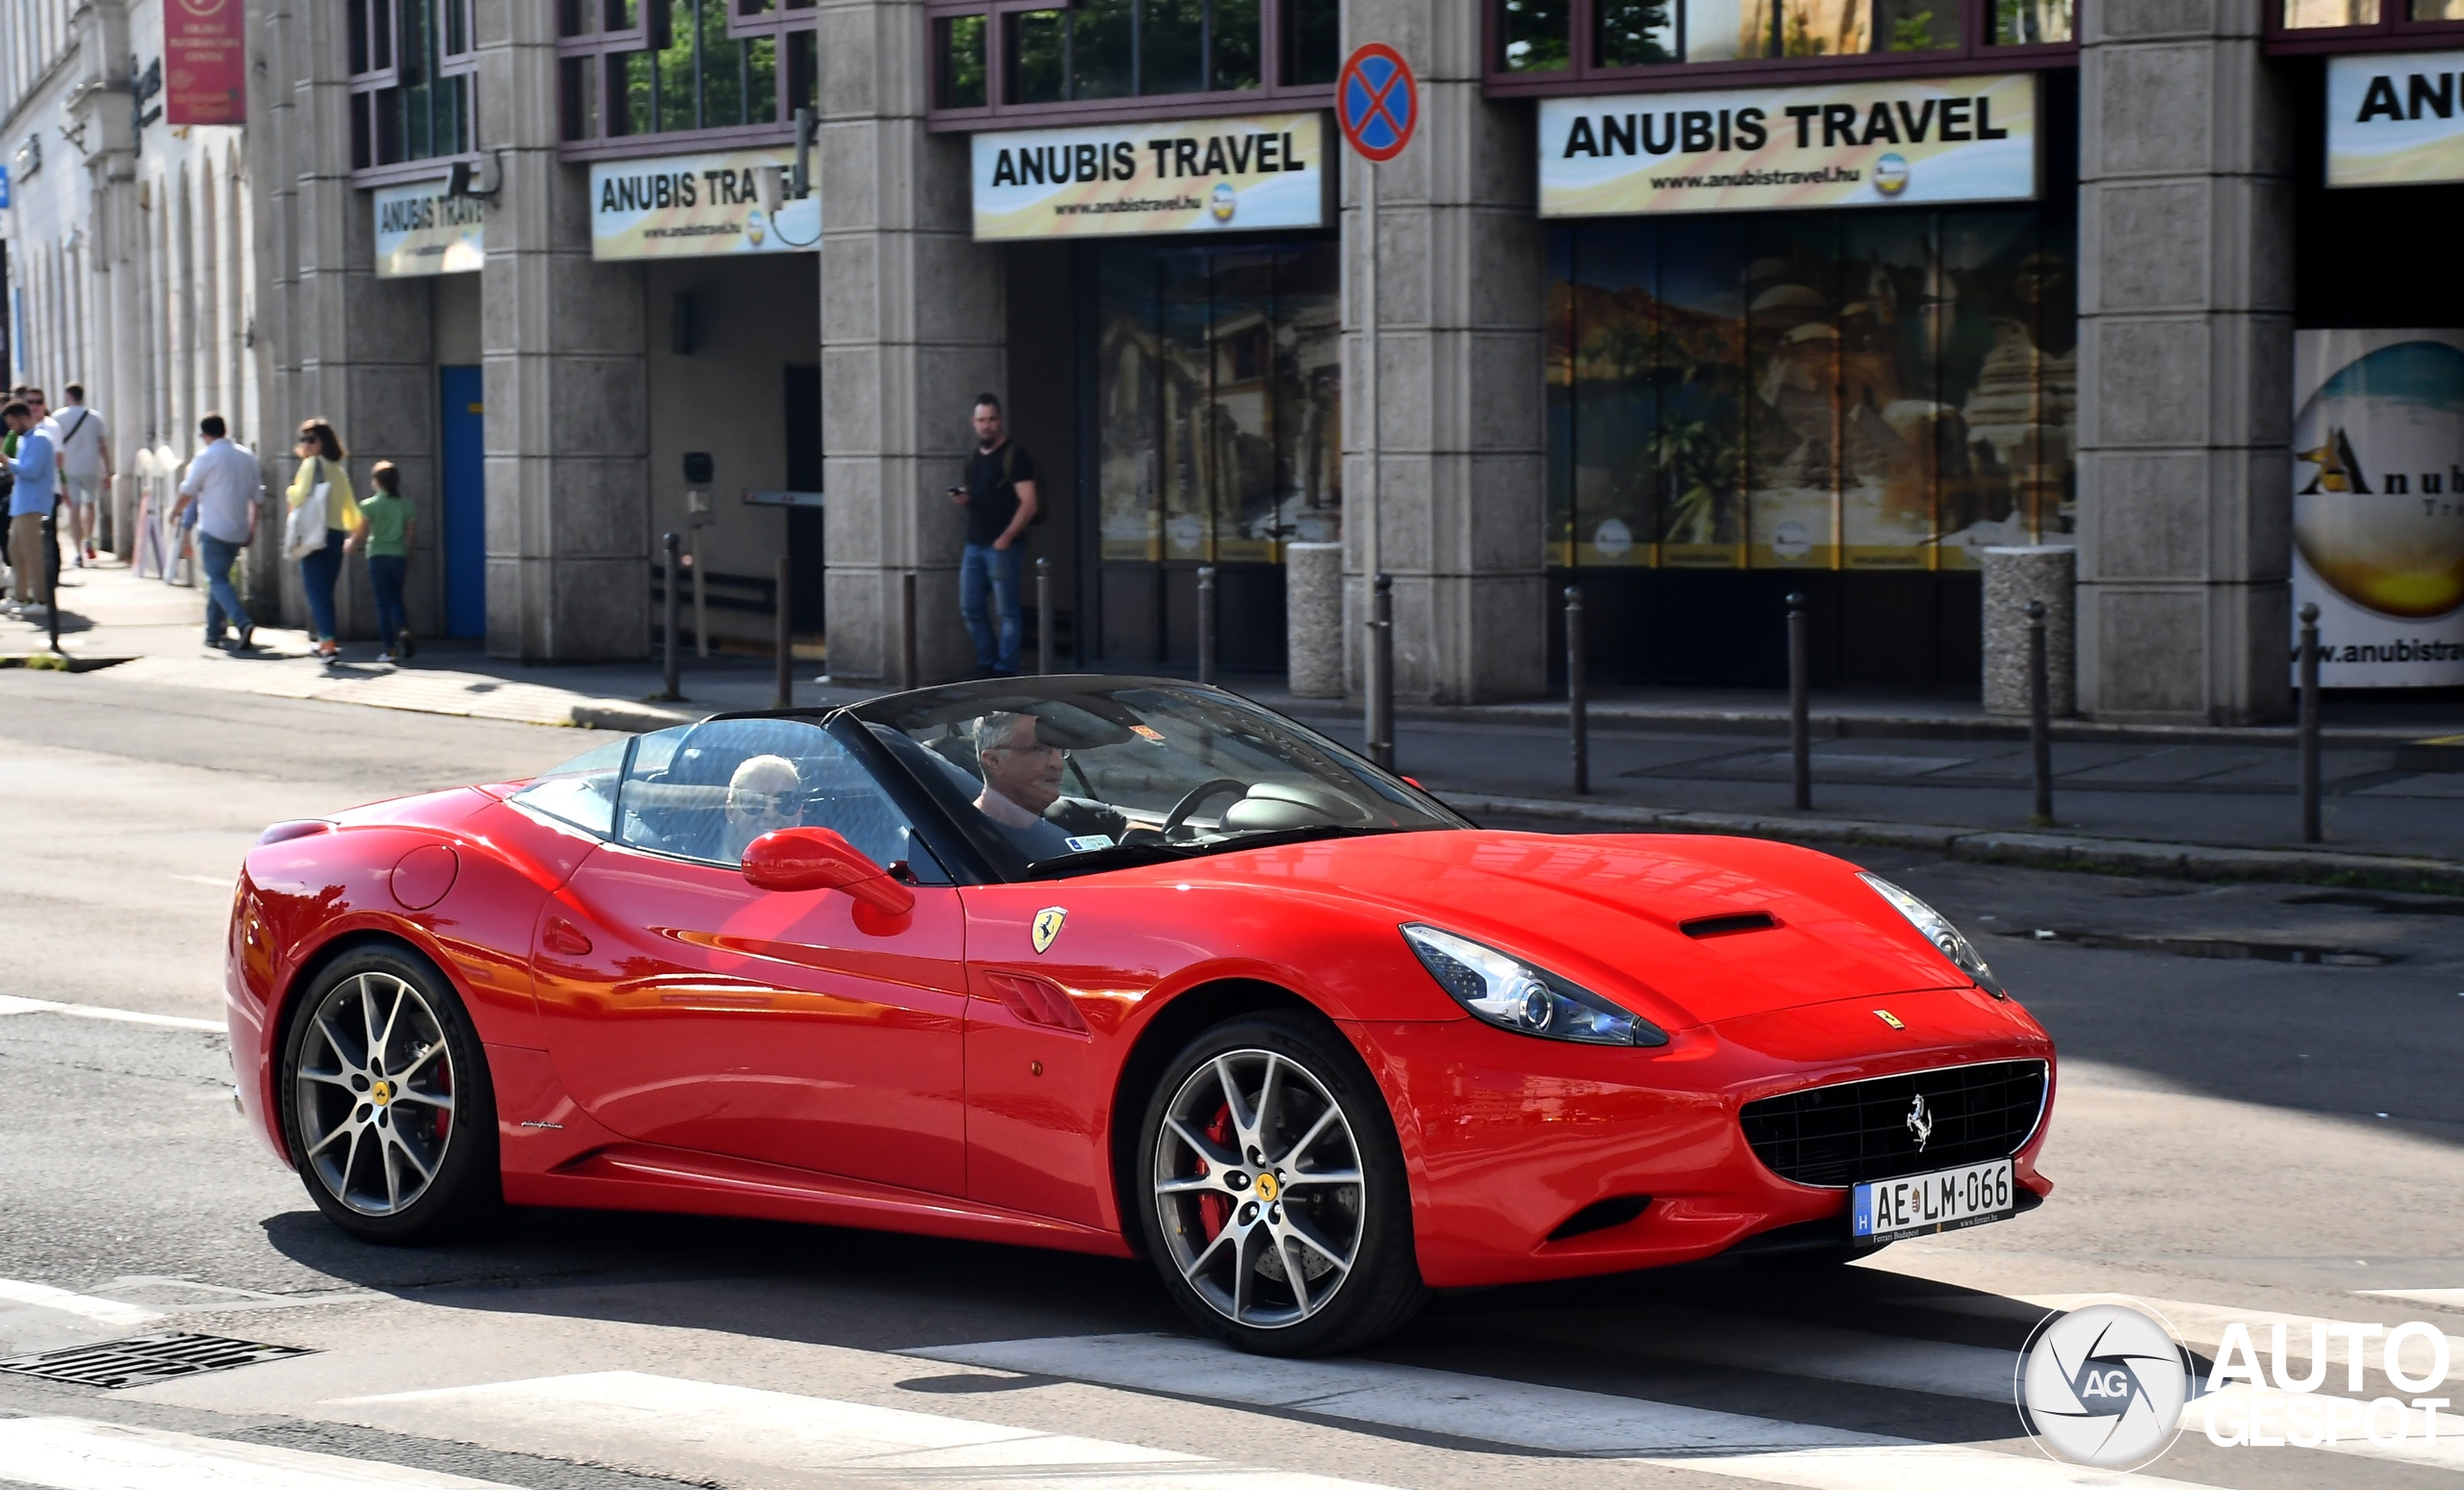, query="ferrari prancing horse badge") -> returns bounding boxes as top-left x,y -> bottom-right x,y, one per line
1031,907 -> 1067,955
